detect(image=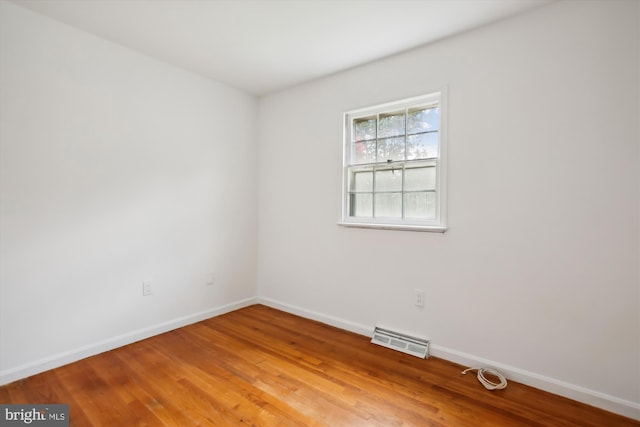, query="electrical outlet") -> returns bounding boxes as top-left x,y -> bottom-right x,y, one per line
142,280 -> 153,296
415,289 -> 425,307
